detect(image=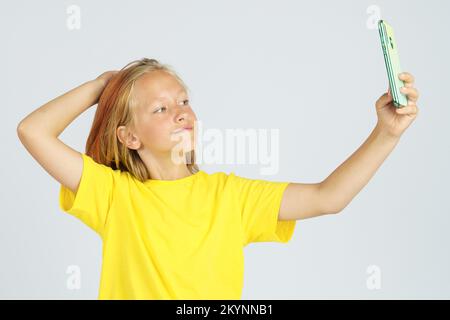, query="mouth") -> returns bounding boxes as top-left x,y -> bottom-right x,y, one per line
172,126 -> 193,134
